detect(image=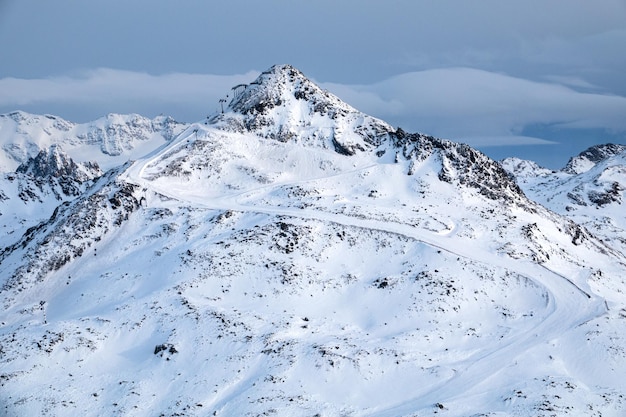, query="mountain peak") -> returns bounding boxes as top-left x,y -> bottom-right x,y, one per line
564,143 -> 626,174
228,64 -> 316,114
501,157 -> 553,178
16,145 -> 102,181
216,64 -> 394,155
